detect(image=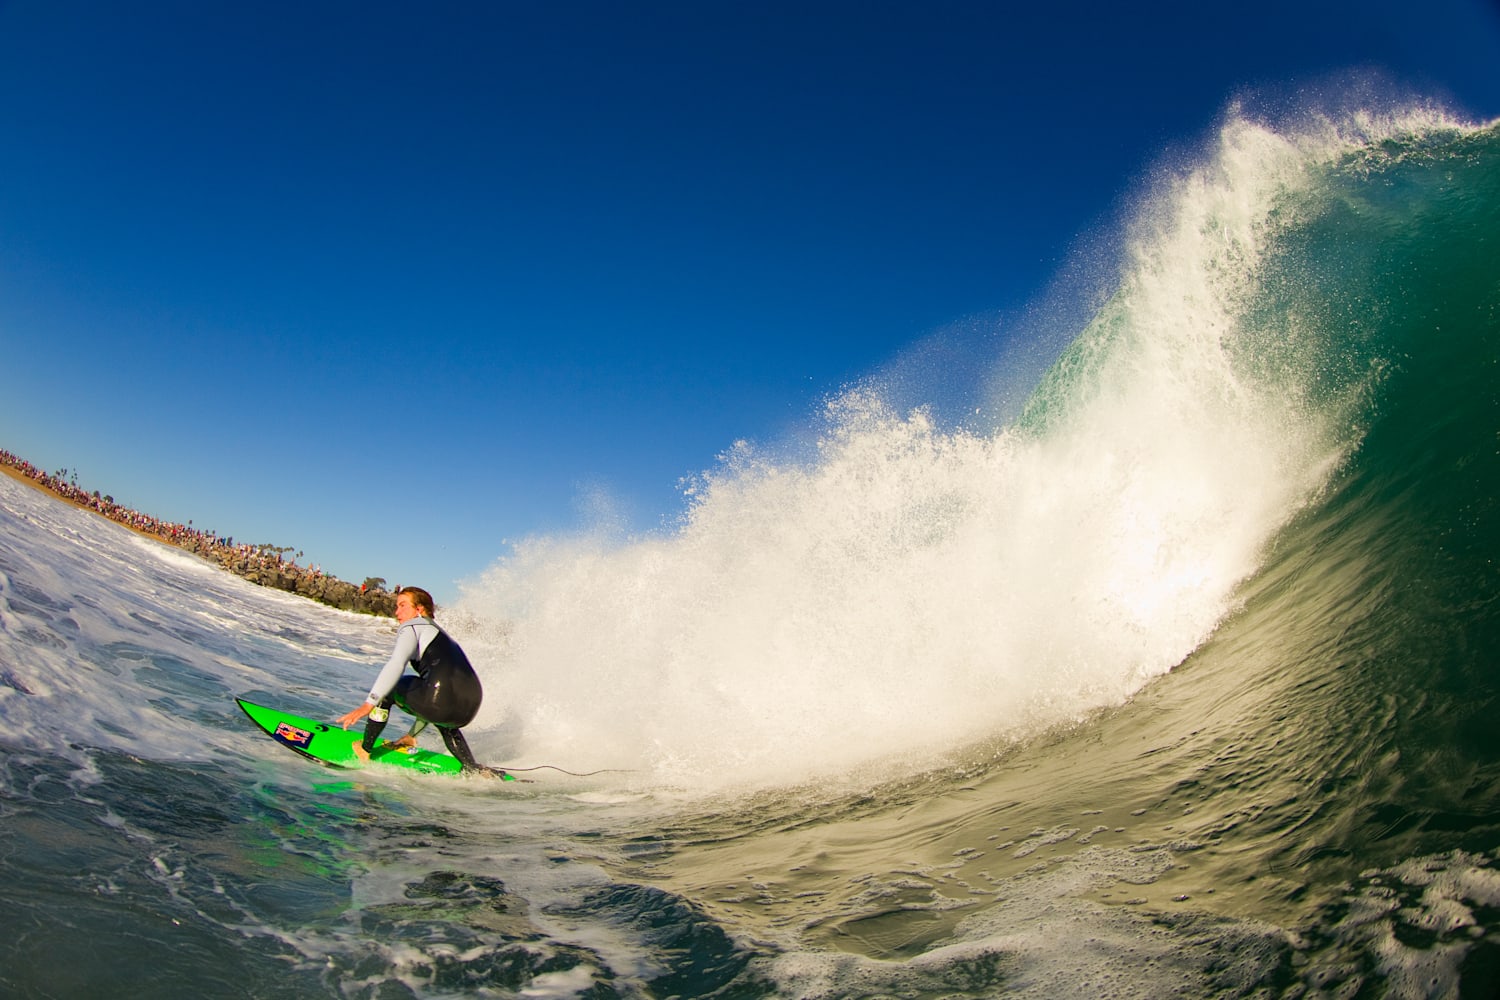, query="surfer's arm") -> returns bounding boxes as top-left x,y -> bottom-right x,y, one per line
336,701 -> 372,729
336,625 -> 420,729
365,624 -> 421,703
